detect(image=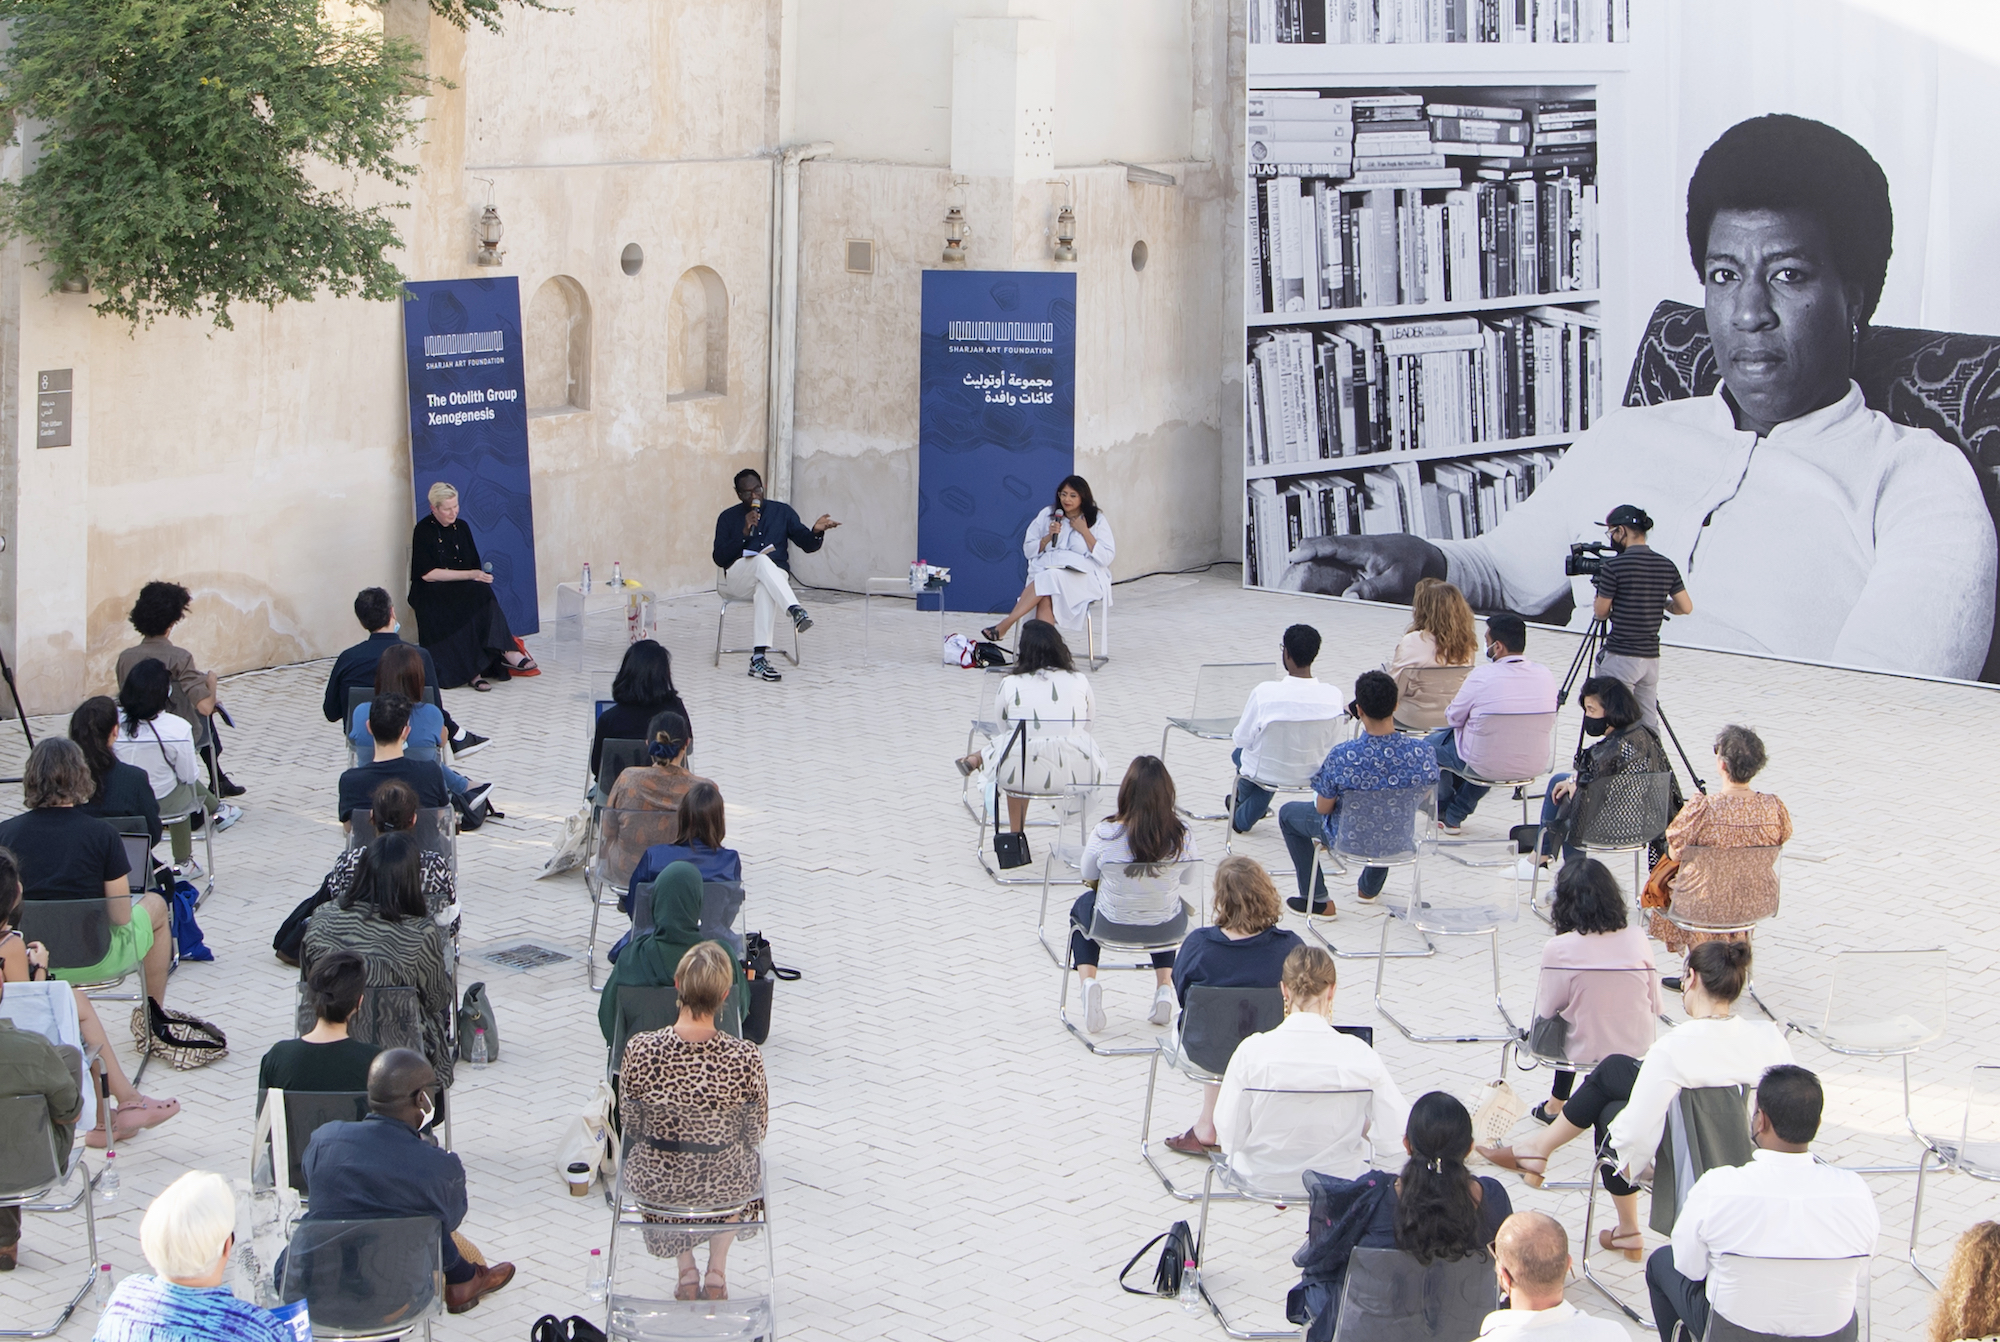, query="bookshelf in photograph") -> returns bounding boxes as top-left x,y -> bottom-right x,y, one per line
1249,0 -> 1631,45
1241,80 -> 1604,593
